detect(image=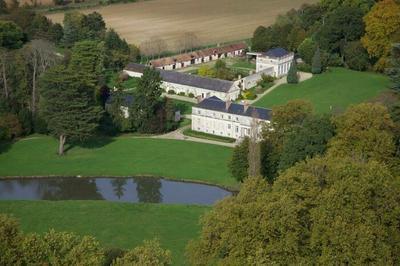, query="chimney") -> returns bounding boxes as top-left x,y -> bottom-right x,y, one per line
244,101 -> 249,112
226,100 -> 232,110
